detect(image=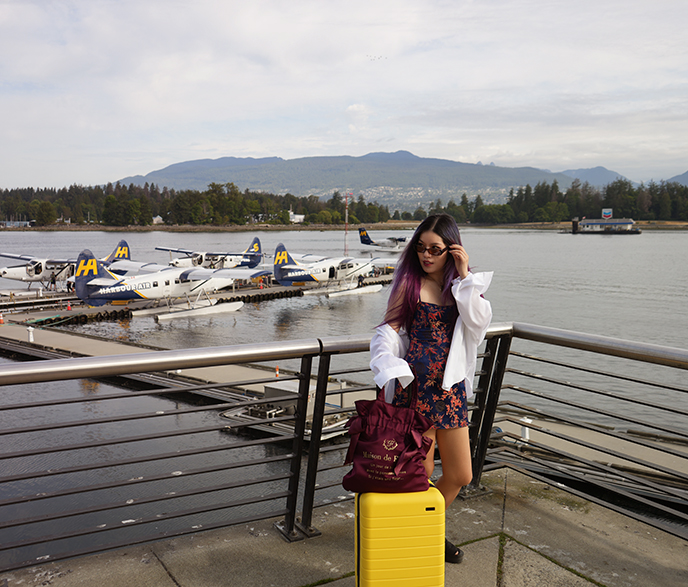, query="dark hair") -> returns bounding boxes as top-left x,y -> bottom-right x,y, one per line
383,214 -> 463,332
